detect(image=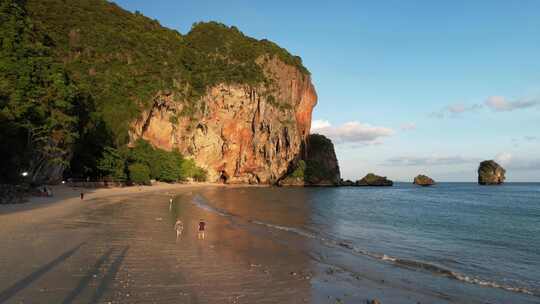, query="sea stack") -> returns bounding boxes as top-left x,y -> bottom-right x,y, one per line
279,134 -> 341,186
413,174 -> 435,186
356,173 -> 393,186
478,160 -> 506,185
